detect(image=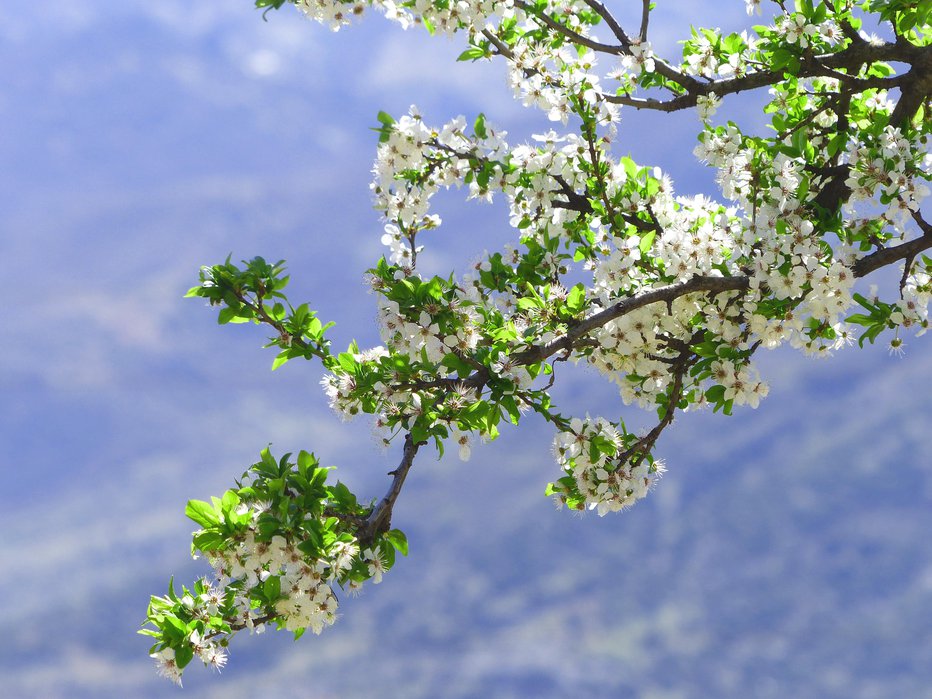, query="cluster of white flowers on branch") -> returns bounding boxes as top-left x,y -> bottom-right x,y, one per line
146,0 -> 932,682
143,448 -> 408,685
551,415 -> 667,515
